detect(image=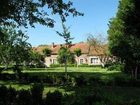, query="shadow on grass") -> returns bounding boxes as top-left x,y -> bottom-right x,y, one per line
26,71 -> 124,79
